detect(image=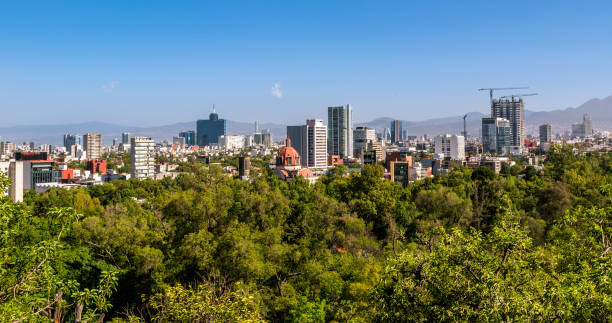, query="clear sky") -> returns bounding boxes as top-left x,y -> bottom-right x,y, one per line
1,1 -> 611,127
